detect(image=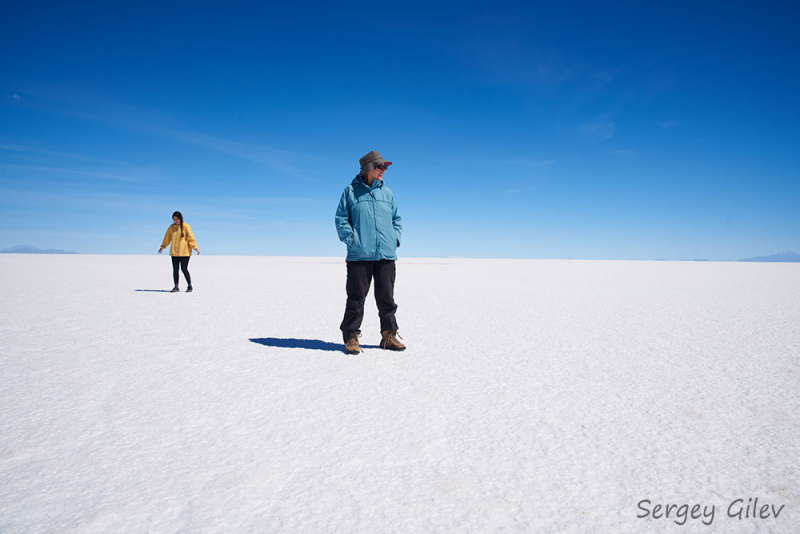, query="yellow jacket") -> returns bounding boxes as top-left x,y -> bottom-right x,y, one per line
161,223 -> 198,256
